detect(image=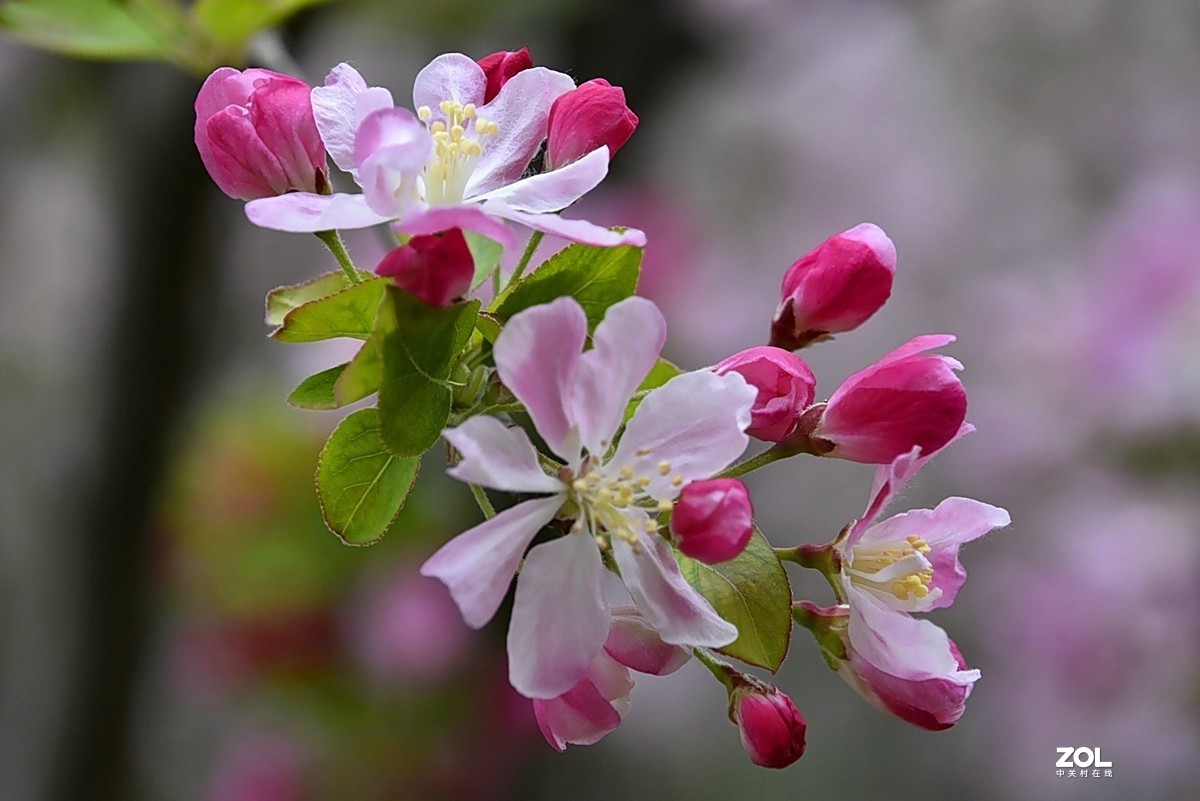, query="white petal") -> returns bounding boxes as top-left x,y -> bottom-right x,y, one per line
508,534 -> 610,699
244,192 -> 392,232
609,371 -> 755,500
444,416 -> 567,494
469,147 -> 610,212
312,63 -> 394,178
420,495 -> 562,629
